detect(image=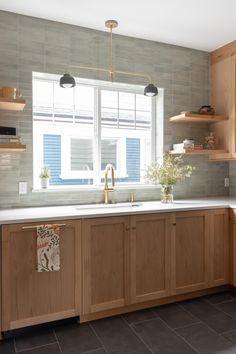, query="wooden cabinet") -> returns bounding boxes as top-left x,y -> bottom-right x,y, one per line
210,41 -> 236,160
209,209 -> 229,286
82,216 -> 131,314
230,209 -> 236,286
171,210 -> 211,294
1,220 -> 81,331
130,213 -> 172,303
